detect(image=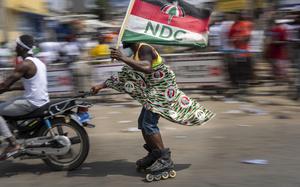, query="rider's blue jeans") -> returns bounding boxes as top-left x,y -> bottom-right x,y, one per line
0,97 -> 38,138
